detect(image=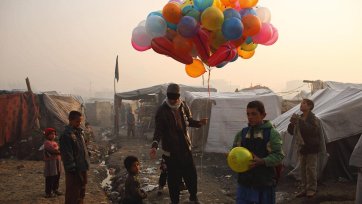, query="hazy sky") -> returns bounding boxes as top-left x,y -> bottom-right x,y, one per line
0,0 -> 361,97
